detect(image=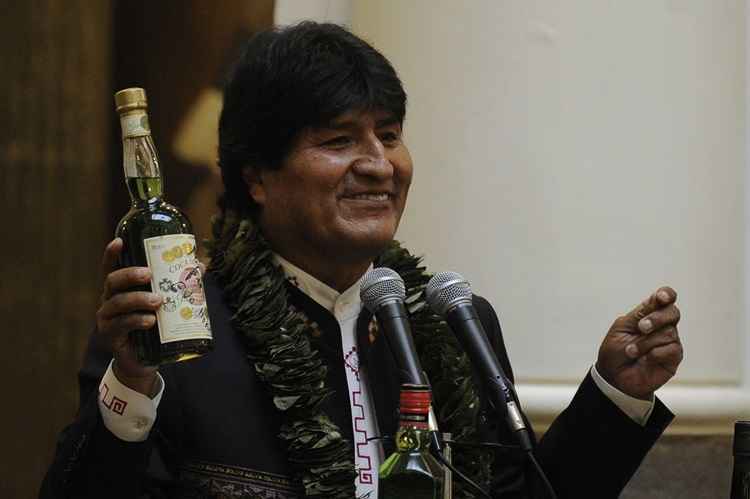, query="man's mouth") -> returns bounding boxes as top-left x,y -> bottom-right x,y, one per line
342,191 -> 393,202
346,192 -> 391,201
